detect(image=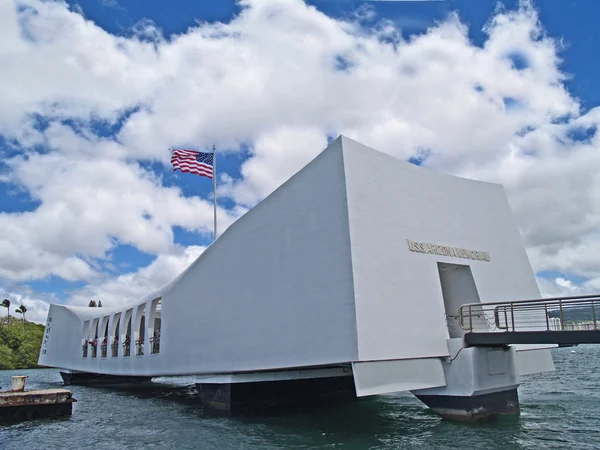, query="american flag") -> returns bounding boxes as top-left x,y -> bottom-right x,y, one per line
170,149 -> 214,179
